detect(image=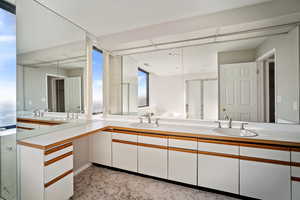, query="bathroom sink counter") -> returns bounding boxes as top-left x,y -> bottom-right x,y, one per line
17,119 -> 300,150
